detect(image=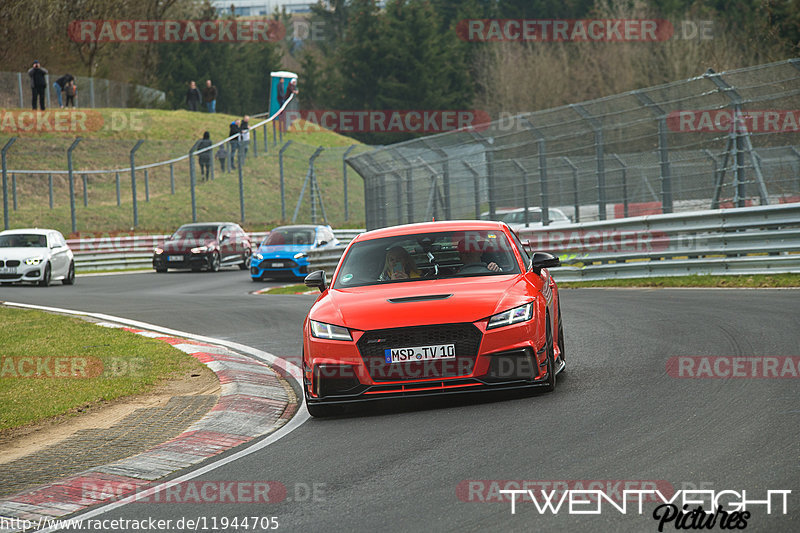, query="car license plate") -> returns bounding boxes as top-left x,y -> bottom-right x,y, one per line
384,344 -> 456,364
167,255 -> 183,262
0,267 -> 16,274
271,262 -> 284,268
